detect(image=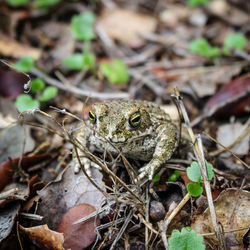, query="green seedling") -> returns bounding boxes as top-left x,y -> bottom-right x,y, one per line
6,0 -> 29,6
15,77 -> 58,112
71,12 -> 96,41
187,0 -> 210,7
168,227 -> 205,250
186,161 -> 214,197
223,33 -> 248,55
100,59 -> 129,84
168,170 -> 181,182
62,52 -> 95,70
35,0 -> 61,8
189,38 -> 219,59
13,56 -> 35,72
